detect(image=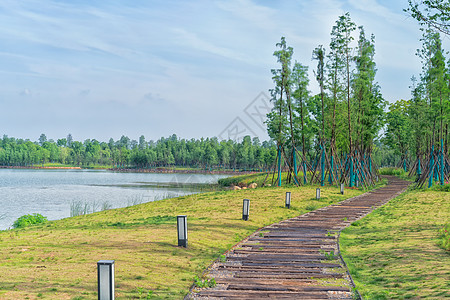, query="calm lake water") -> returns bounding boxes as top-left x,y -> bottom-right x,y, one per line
0,169 -> 228,230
